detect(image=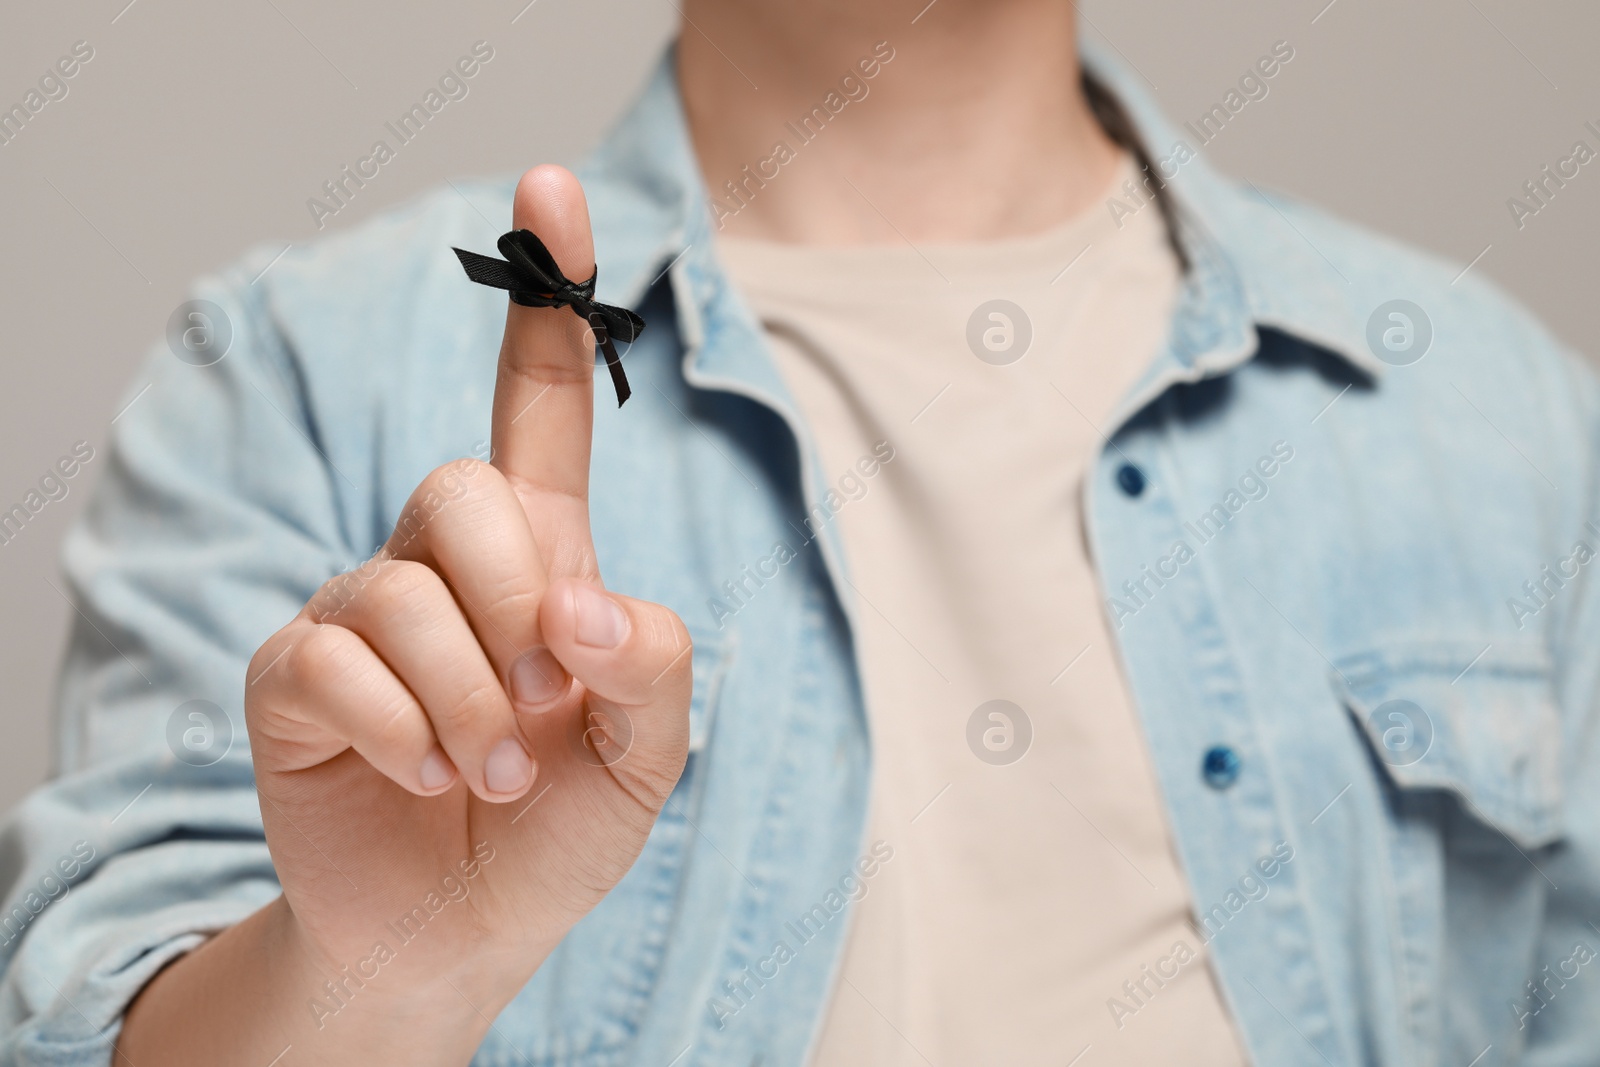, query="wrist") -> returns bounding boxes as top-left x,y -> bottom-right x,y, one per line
269,896 -> 545,1030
